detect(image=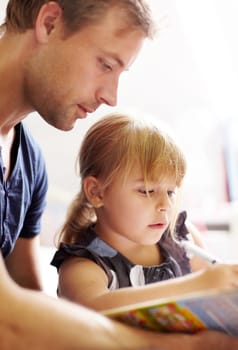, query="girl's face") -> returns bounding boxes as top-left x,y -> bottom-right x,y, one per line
94,164 -> 178,249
